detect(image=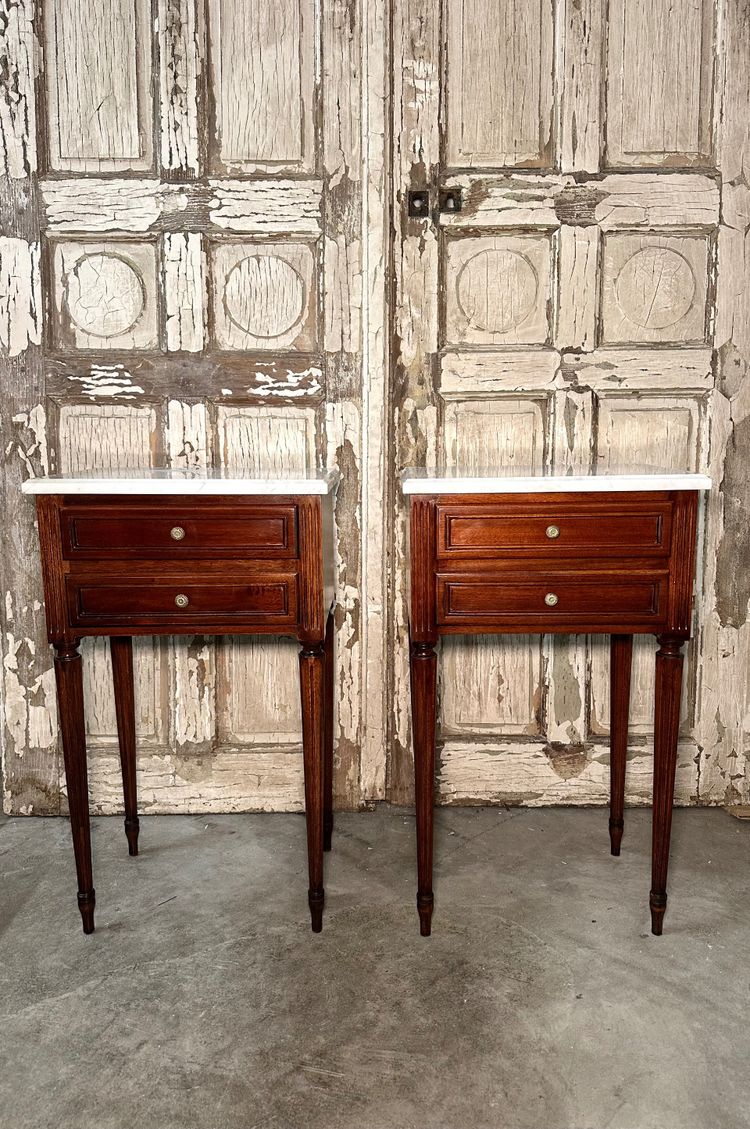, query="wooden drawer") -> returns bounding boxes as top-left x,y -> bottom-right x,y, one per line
436,501 -> 672,558
66,574 -> 298,629
436,570 -> 669,630
60,505 -> 298,560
